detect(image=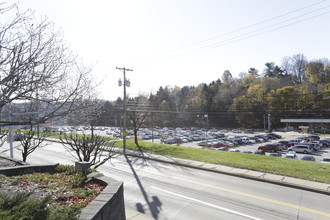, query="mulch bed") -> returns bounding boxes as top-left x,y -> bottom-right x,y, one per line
0,157 -> 105,207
